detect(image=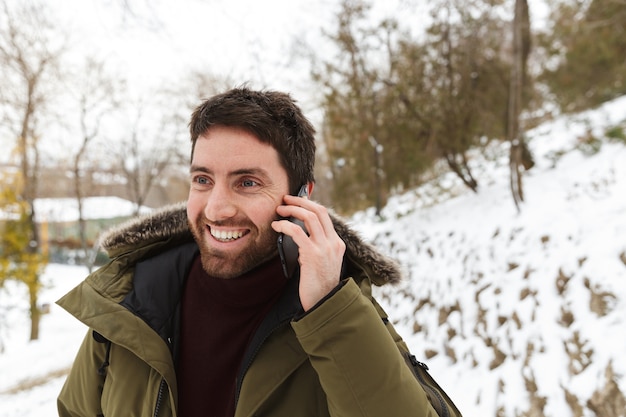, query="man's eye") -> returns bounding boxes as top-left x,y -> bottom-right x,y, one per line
241,179 -> 258,188
192,176 -> 210,186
